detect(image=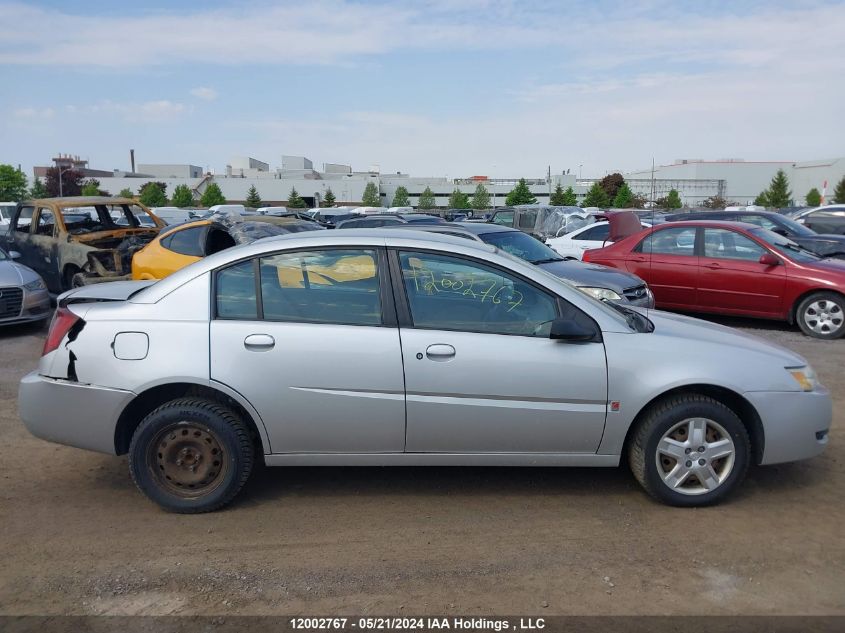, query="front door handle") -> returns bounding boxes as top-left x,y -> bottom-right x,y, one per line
703,263 -> 722,269
244,334 -> 275,351
425,344 -> 456,361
